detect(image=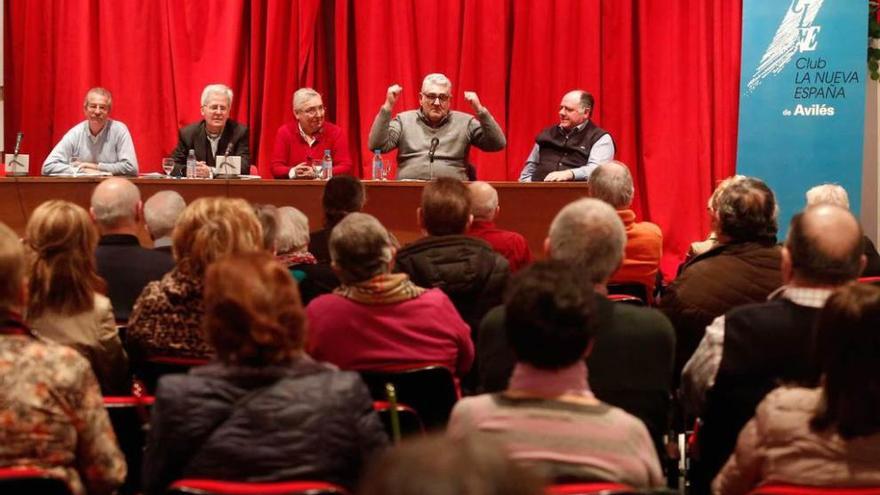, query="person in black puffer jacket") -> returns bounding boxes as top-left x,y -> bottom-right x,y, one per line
142,252 -> 388,494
